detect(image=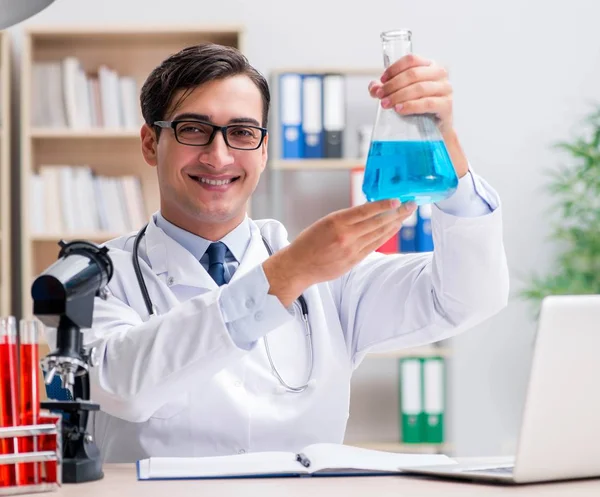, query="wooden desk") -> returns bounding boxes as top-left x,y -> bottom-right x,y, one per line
40,463 -> 600,497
